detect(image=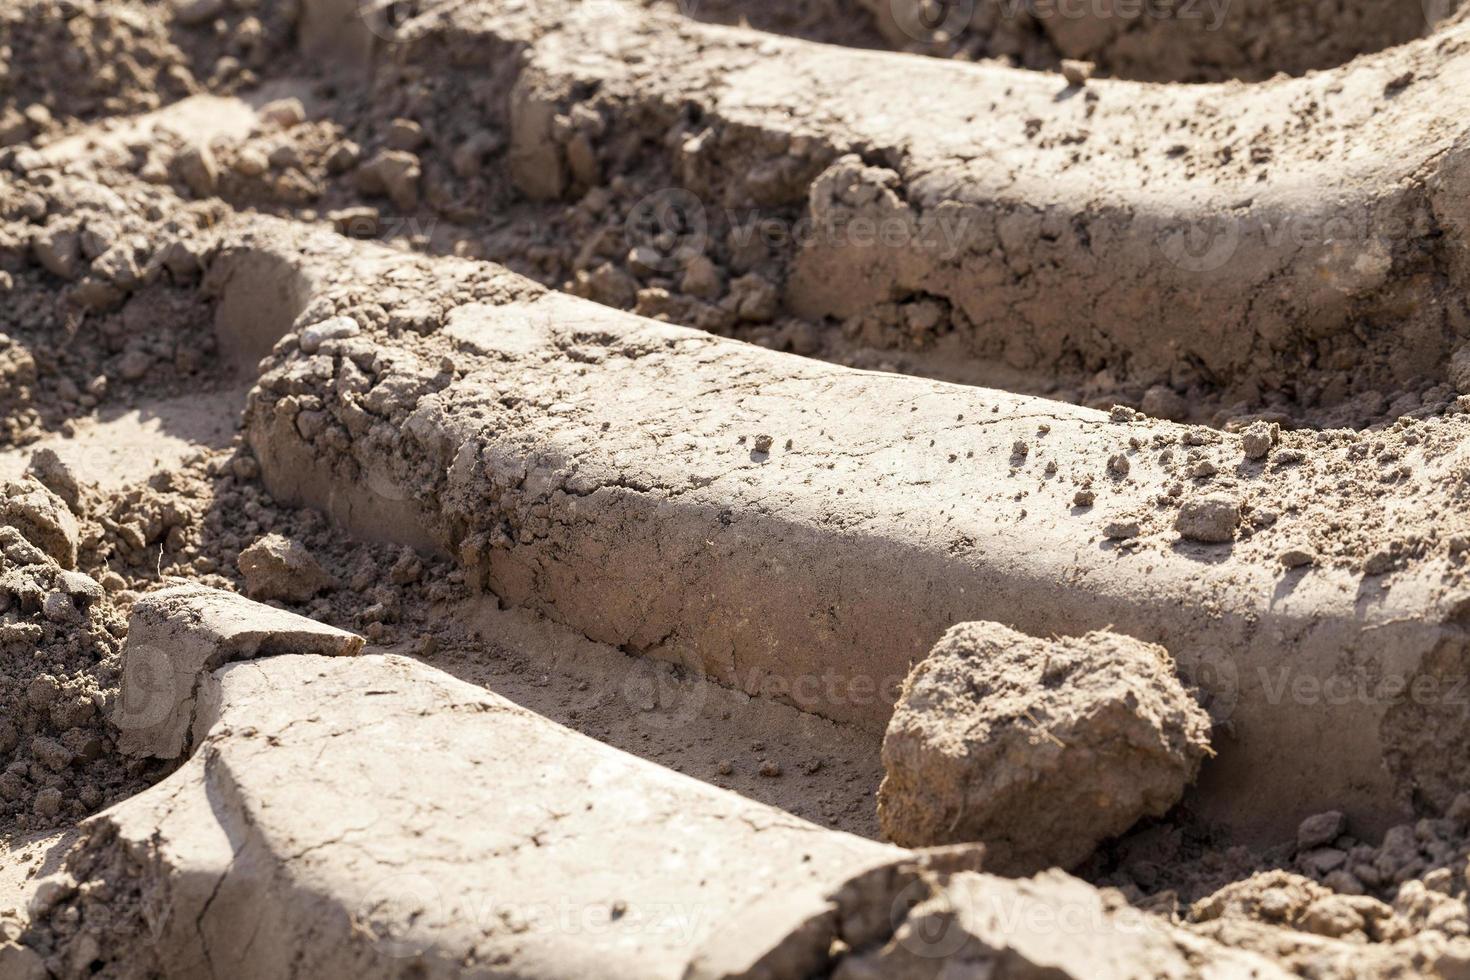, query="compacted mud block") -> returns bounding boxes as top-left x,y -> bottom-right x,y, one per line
16,653 -> 1283,979
114,584 -> 364,759
877,622 -> 1212,873
228,218 -> 1470,841
24,653 -> 901,979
